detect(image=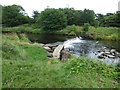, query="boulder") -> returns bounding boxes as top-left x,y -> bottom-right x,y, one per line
53,45 -> 64,59
108,55 -> 115,59
51,47 -> 56,51
105,52 -> 110,54
98,52 -> 106,59
47,52 -> 53,57
111,53 -> 115,56
44,44 -> 58,48
43,47 -> 52,52
39,43 -> 45,47
110,49 -> 116,53
97,49 -> 102,53
117,53 -> 120,57
102,47 -> 107,49
98,55 -> 105,59
104,49 -> 110,52
61,49 -> 71,61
